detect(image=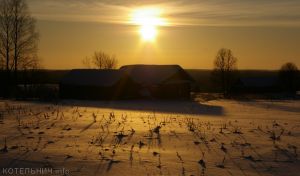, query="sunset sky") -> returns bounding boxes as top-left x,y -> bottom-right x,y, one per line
27,0 -> 300,70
